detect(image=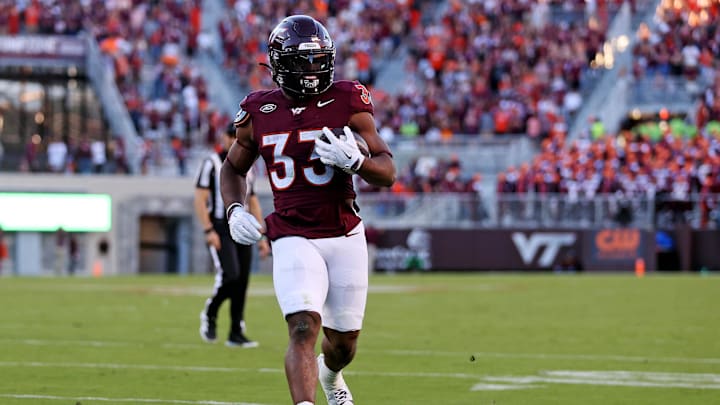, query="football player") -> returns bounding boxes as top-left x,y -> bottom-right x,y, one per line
220,15 -> 395,405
